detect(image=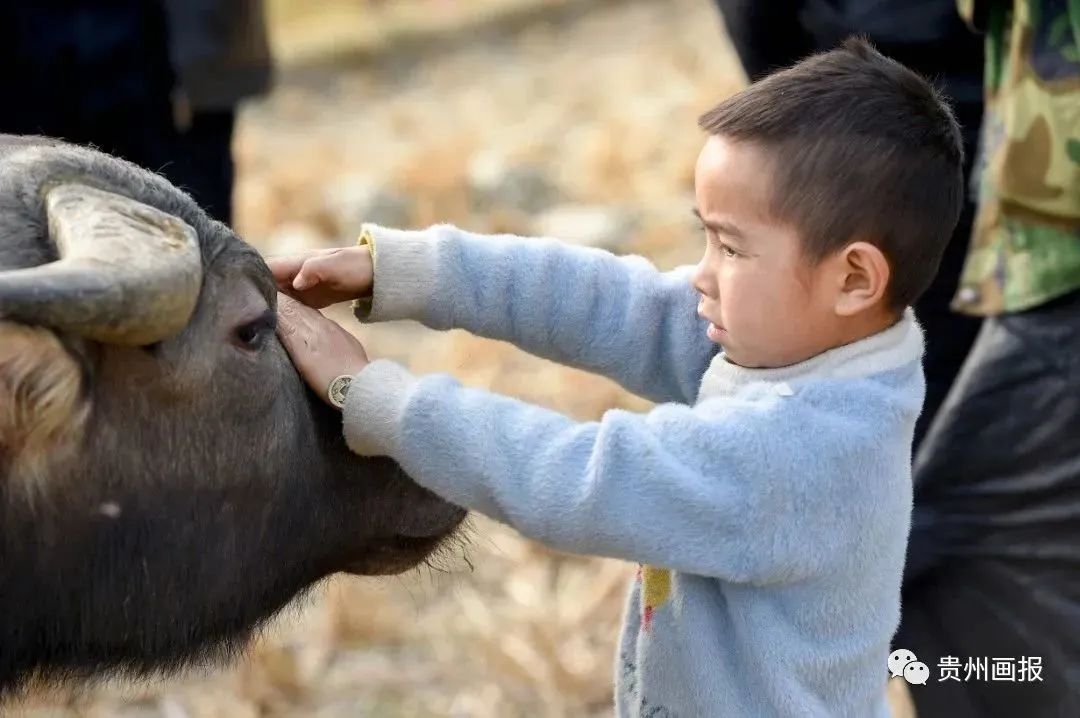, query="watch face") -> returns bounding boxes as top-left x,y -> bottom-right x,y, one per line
329,375 -> 352,408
